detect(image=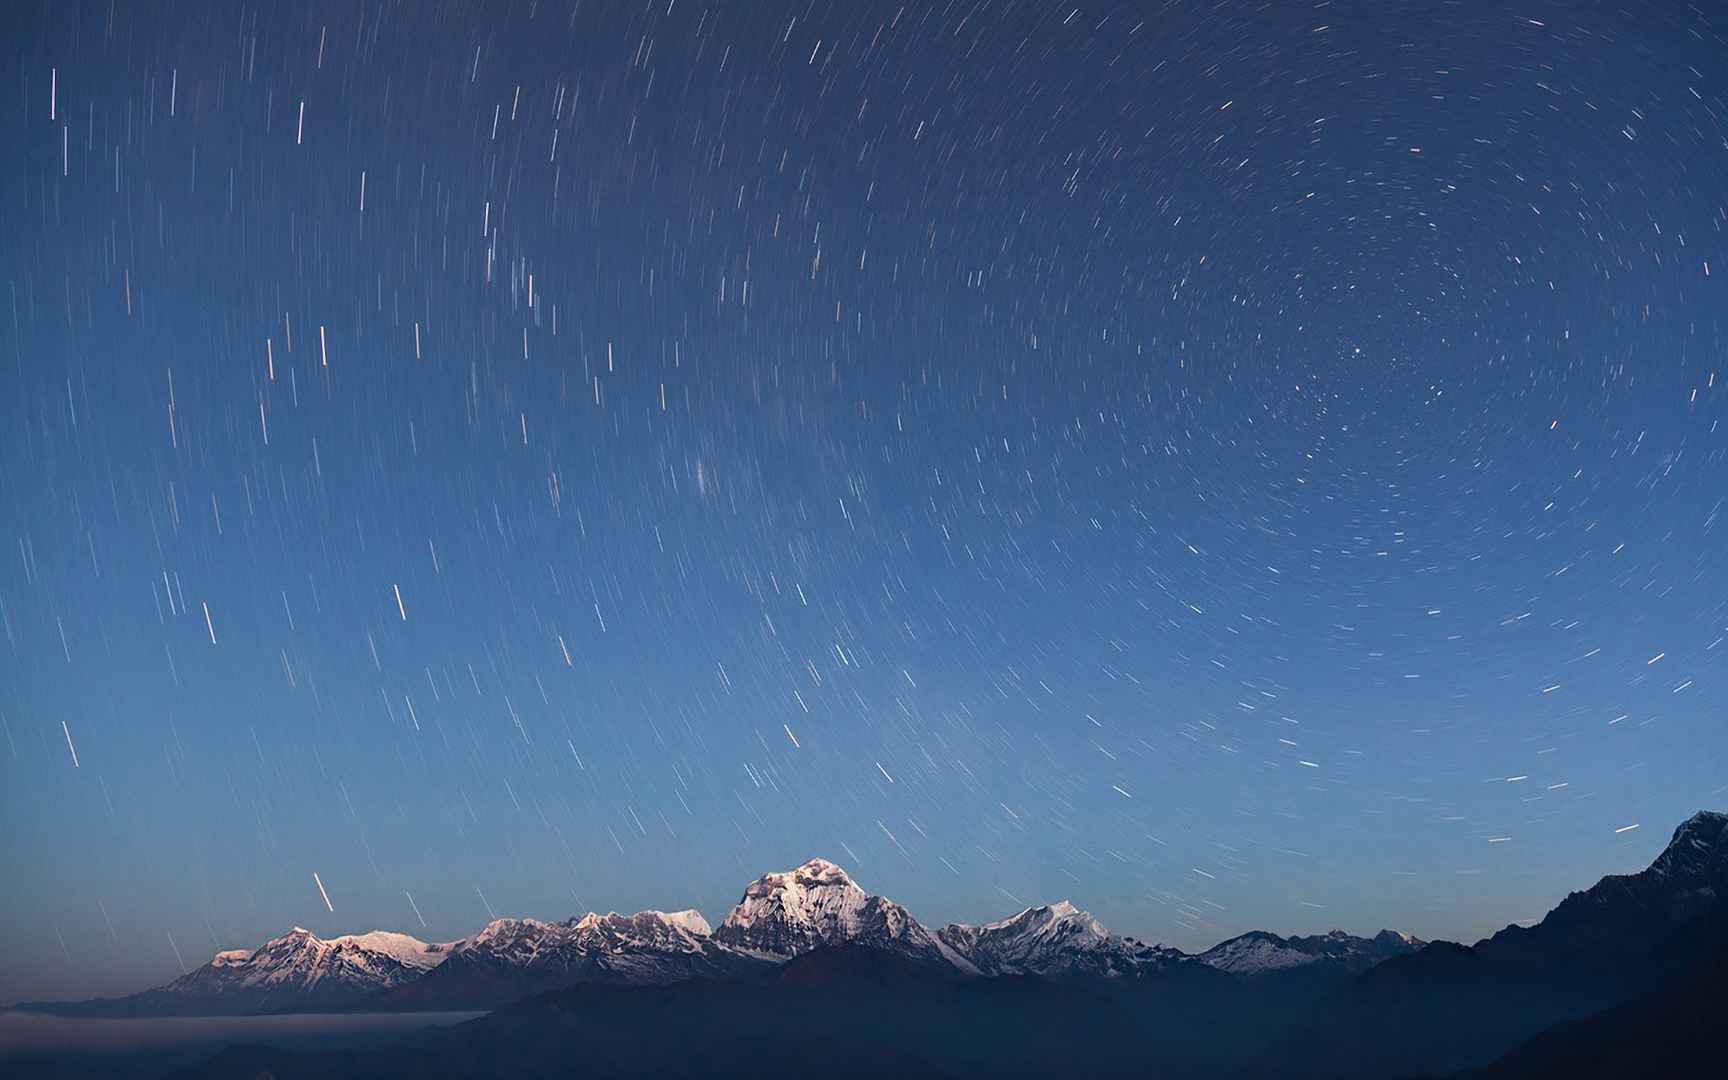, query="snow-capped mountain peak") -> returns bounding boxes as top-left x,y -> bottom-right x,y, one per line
714,858 -> 975,973
471,916 -> 554,940
715,858 -> 874,951
366,906 -> 768,1007
1197,931 -> 1314,975
449,909 -> 718,969
959,900 -> 1111,954
988,900 -> 1107,937
940,901 -> 1188,979
1648,810 -> 1728,880
568,909 -> 713,937
1528,807 -> 1728,941
660,909 -> 714,935
1198,928 -> 1425,977
23,810 -> 1723,1019
223,926 -> 452,980
561,909 -> 716,953
30,925 -> 460,1015
324,930 -> 451,970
